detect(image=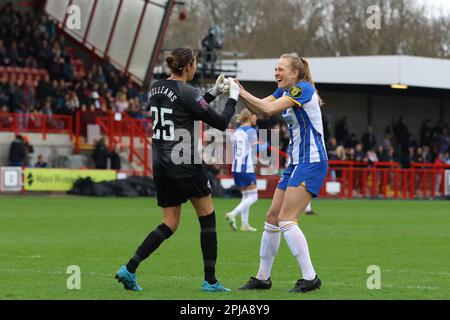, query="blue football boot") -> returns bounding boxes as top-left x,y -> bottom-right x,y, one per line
201,280 -> 231,292
115,266 -> 143,291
